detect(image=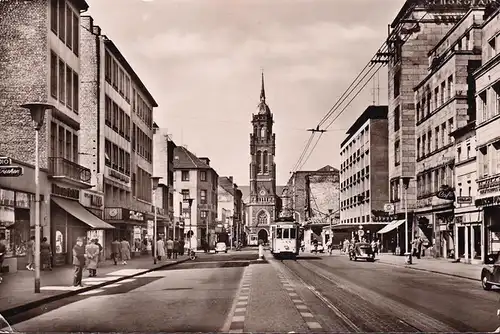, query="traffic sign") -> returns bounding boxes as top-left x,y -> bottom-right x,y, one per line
0,157 -> 12,167
0,166 -> 24,177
